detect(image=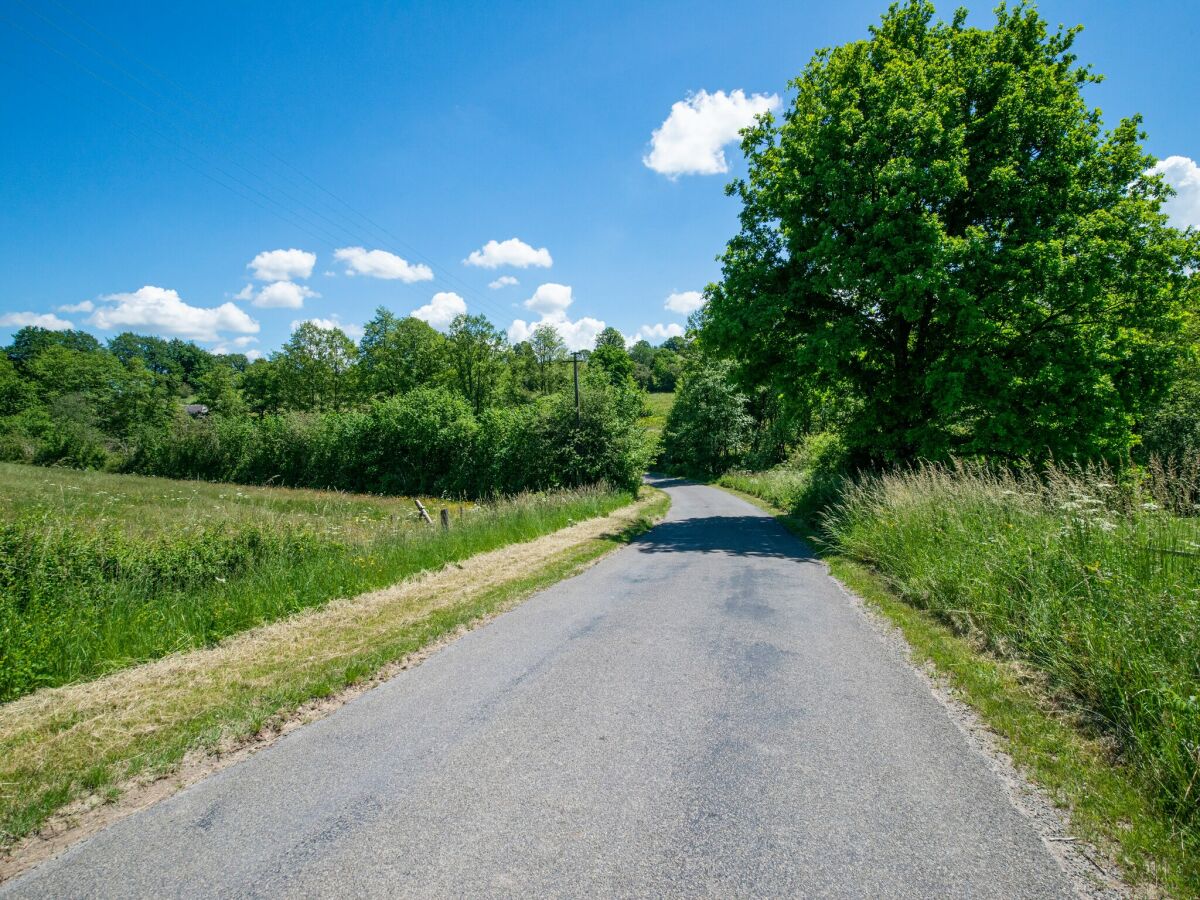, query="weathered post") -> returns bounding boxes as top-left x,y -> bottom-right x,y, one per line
414,499 -> 433,525
439,507 -> 450,530
572,351 -> 580,427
